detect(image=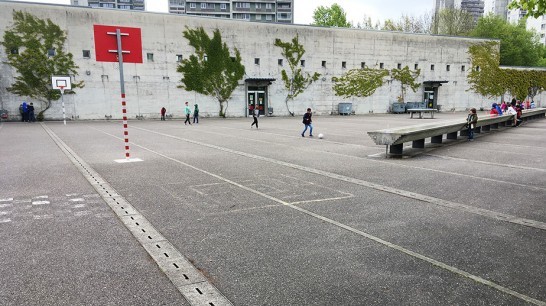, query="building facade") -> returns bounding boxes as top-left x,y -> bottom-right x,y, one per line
2,1 -> 539,121
71,0 -> 145,10
168,0 -> 293,24
483,0 -> 509,18
435,0 -> 485,22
